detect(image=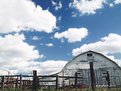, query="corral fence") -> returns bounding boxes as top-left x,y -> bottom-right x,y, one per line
0,70 -> 121,91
